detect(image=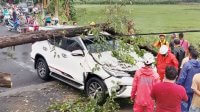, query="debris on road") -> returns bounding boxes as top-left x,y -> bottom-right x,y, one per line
0,72 -> 12,88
